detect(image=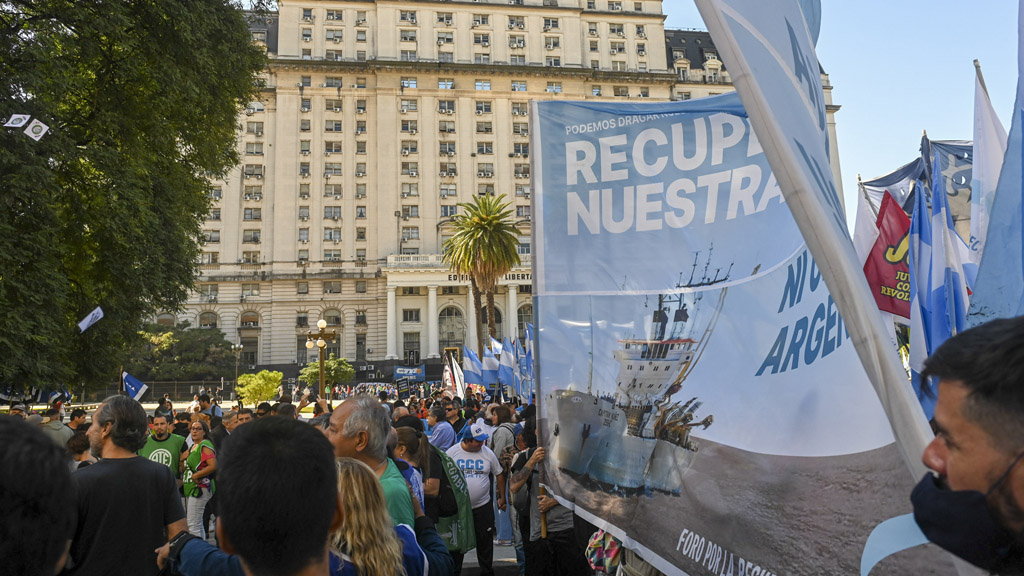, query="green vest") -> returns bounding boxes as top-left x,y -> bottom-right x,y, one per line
183,439 -> 216,497
138,433 -> 186,477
